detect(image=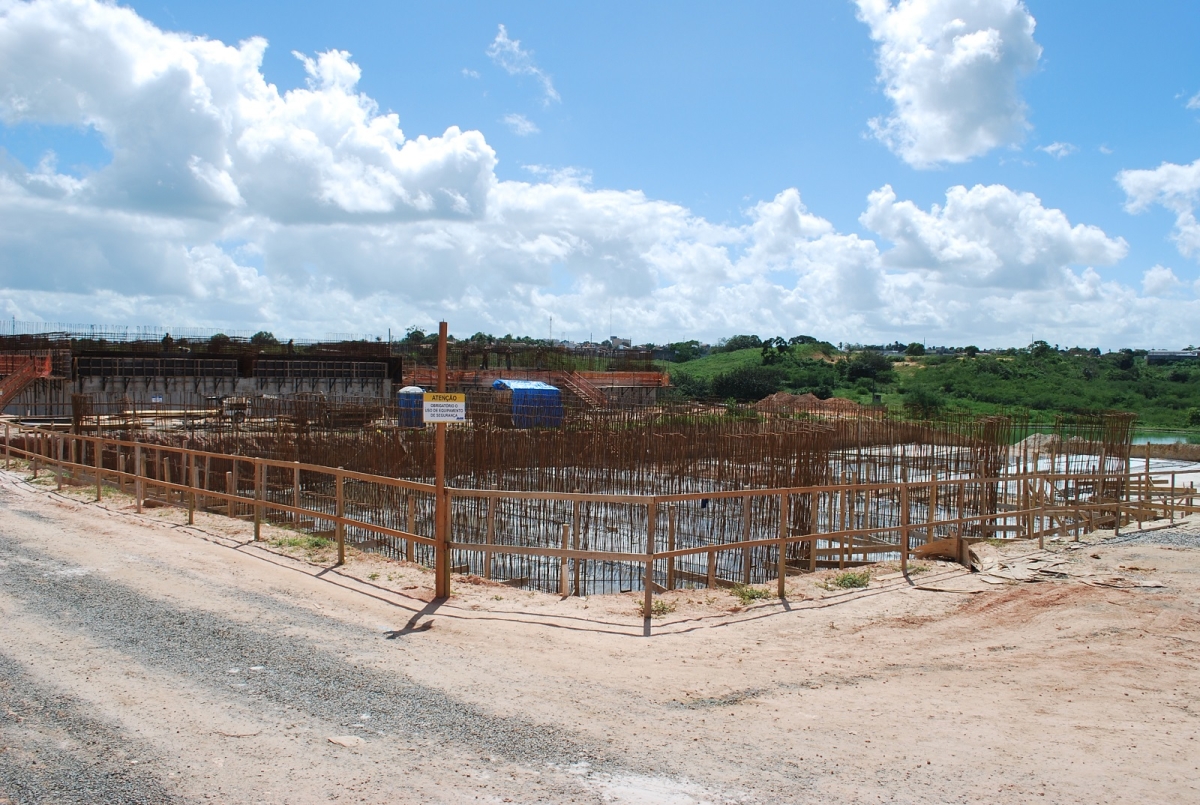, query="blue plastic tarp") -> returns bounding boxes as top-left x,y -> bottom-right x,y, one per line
492,379 -> 563,428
